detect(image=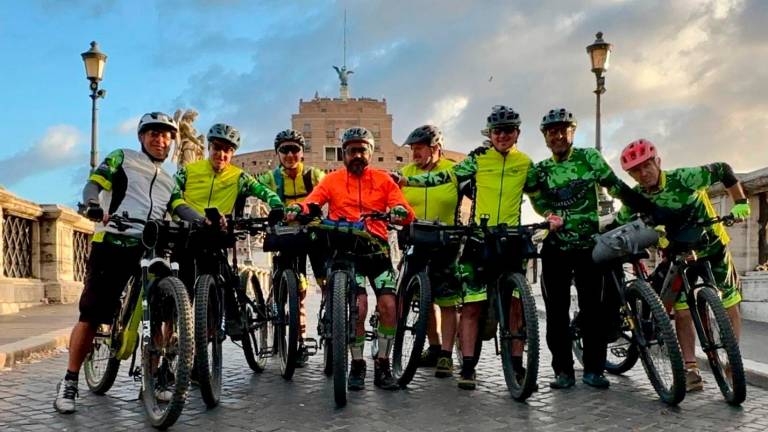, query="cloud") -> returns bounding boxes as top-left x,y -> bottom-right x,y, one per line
0,125 -> 84,186
158,0 -> 767,173
115,116 -> 141,135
